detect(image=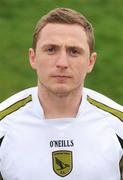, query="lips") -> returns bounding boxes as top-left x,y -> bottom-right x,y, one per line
52,75 -> 72,82
53,75 -> 71,78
